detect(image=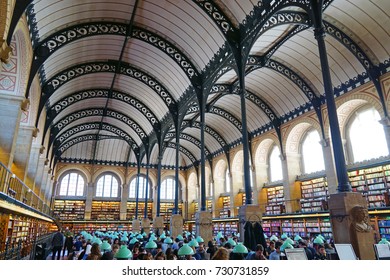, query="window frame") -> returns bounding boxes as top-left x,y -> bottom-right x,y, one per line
57,170 -> 86,198
160,177 -> 180,201
300,129 -> 325,174
268,144 -> 283,183
128,174 -> 151,200
95,172 -> 121,199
